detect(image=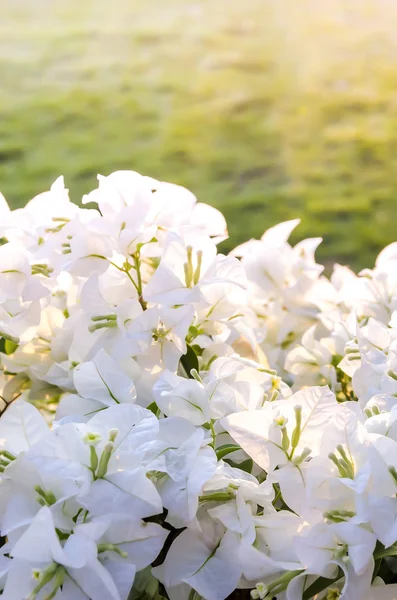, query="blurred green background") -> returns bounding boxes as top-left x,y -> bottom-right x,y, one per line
1,0 -> 397,269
